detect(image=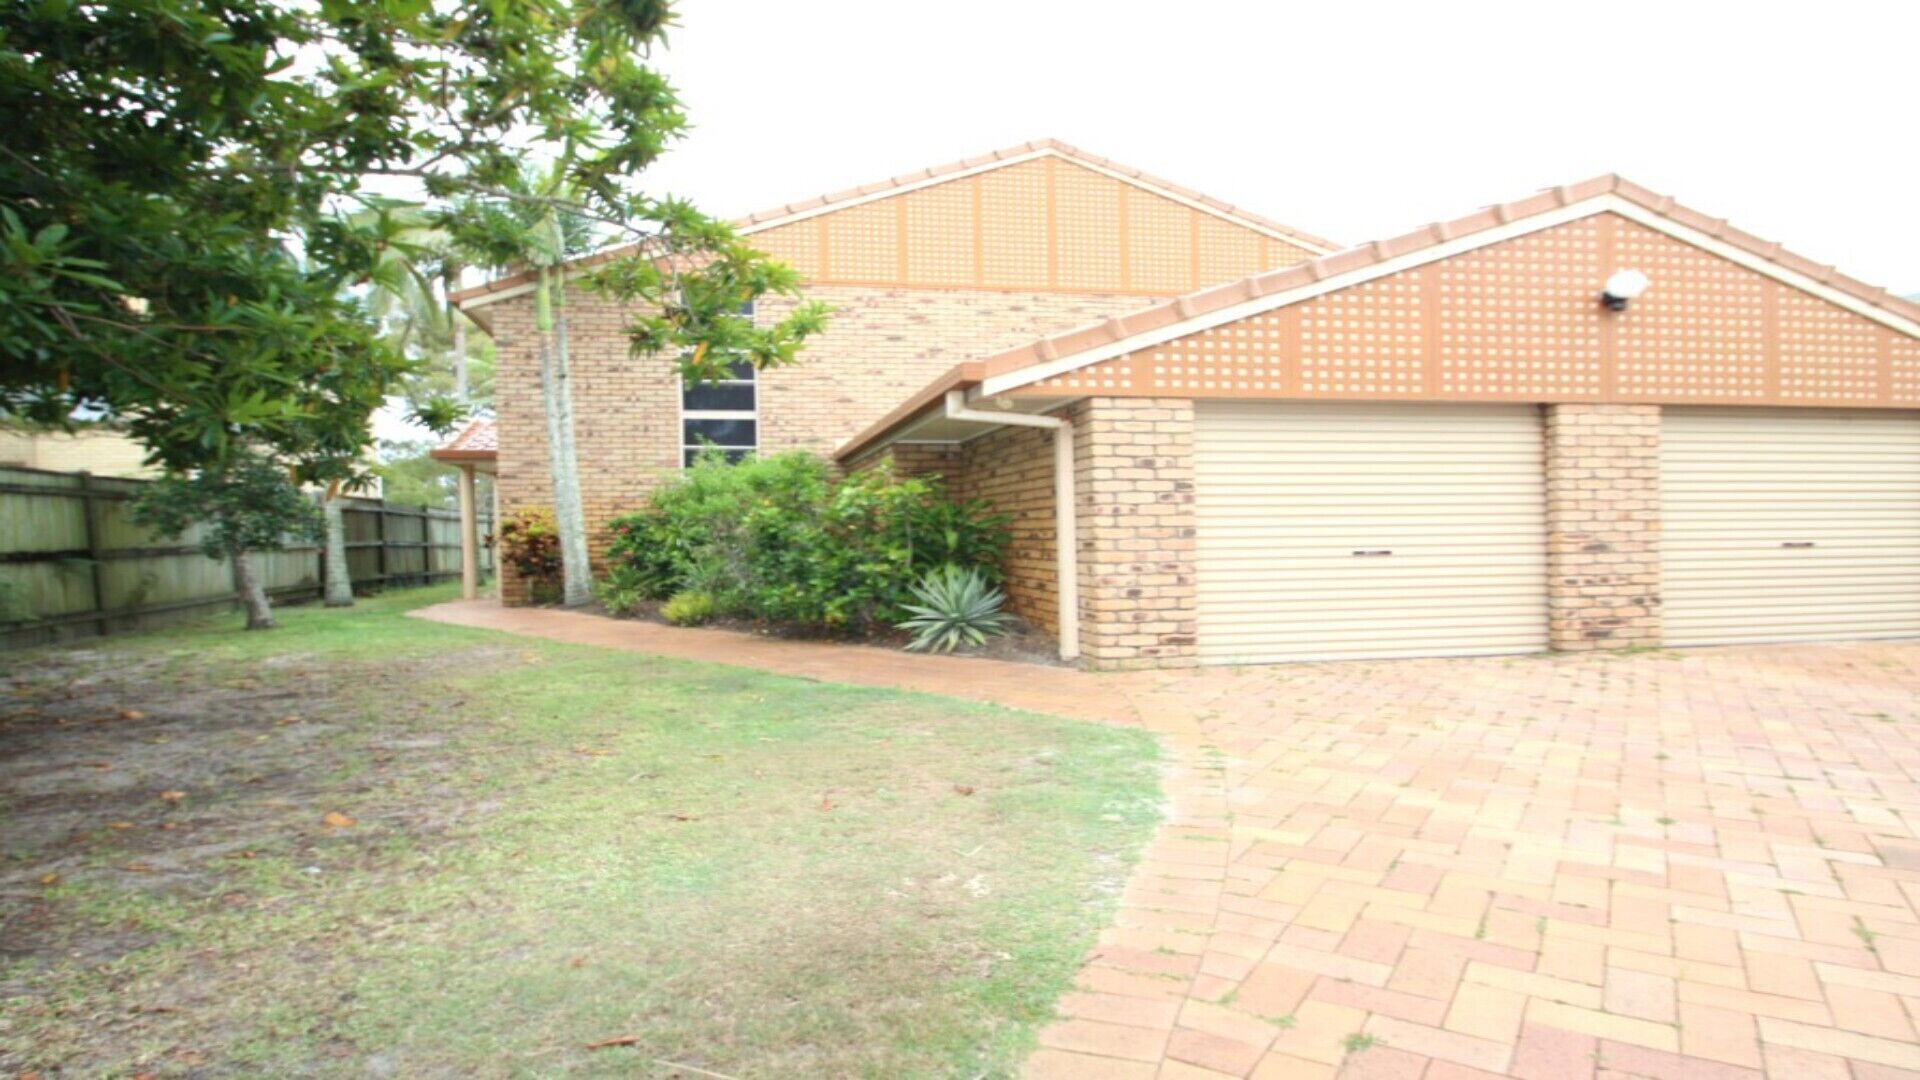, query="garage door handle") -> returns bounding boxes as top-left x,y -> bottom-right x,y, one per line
1781,542 -> 1815,549
1352,549 -> 1393,557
